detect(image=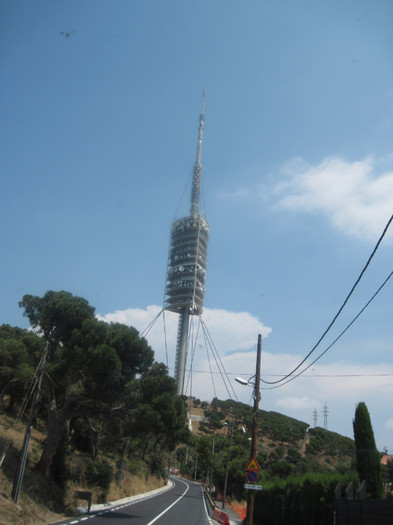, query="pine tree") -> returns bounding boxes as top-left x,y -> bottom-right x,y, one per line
353,402 -> 383,499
